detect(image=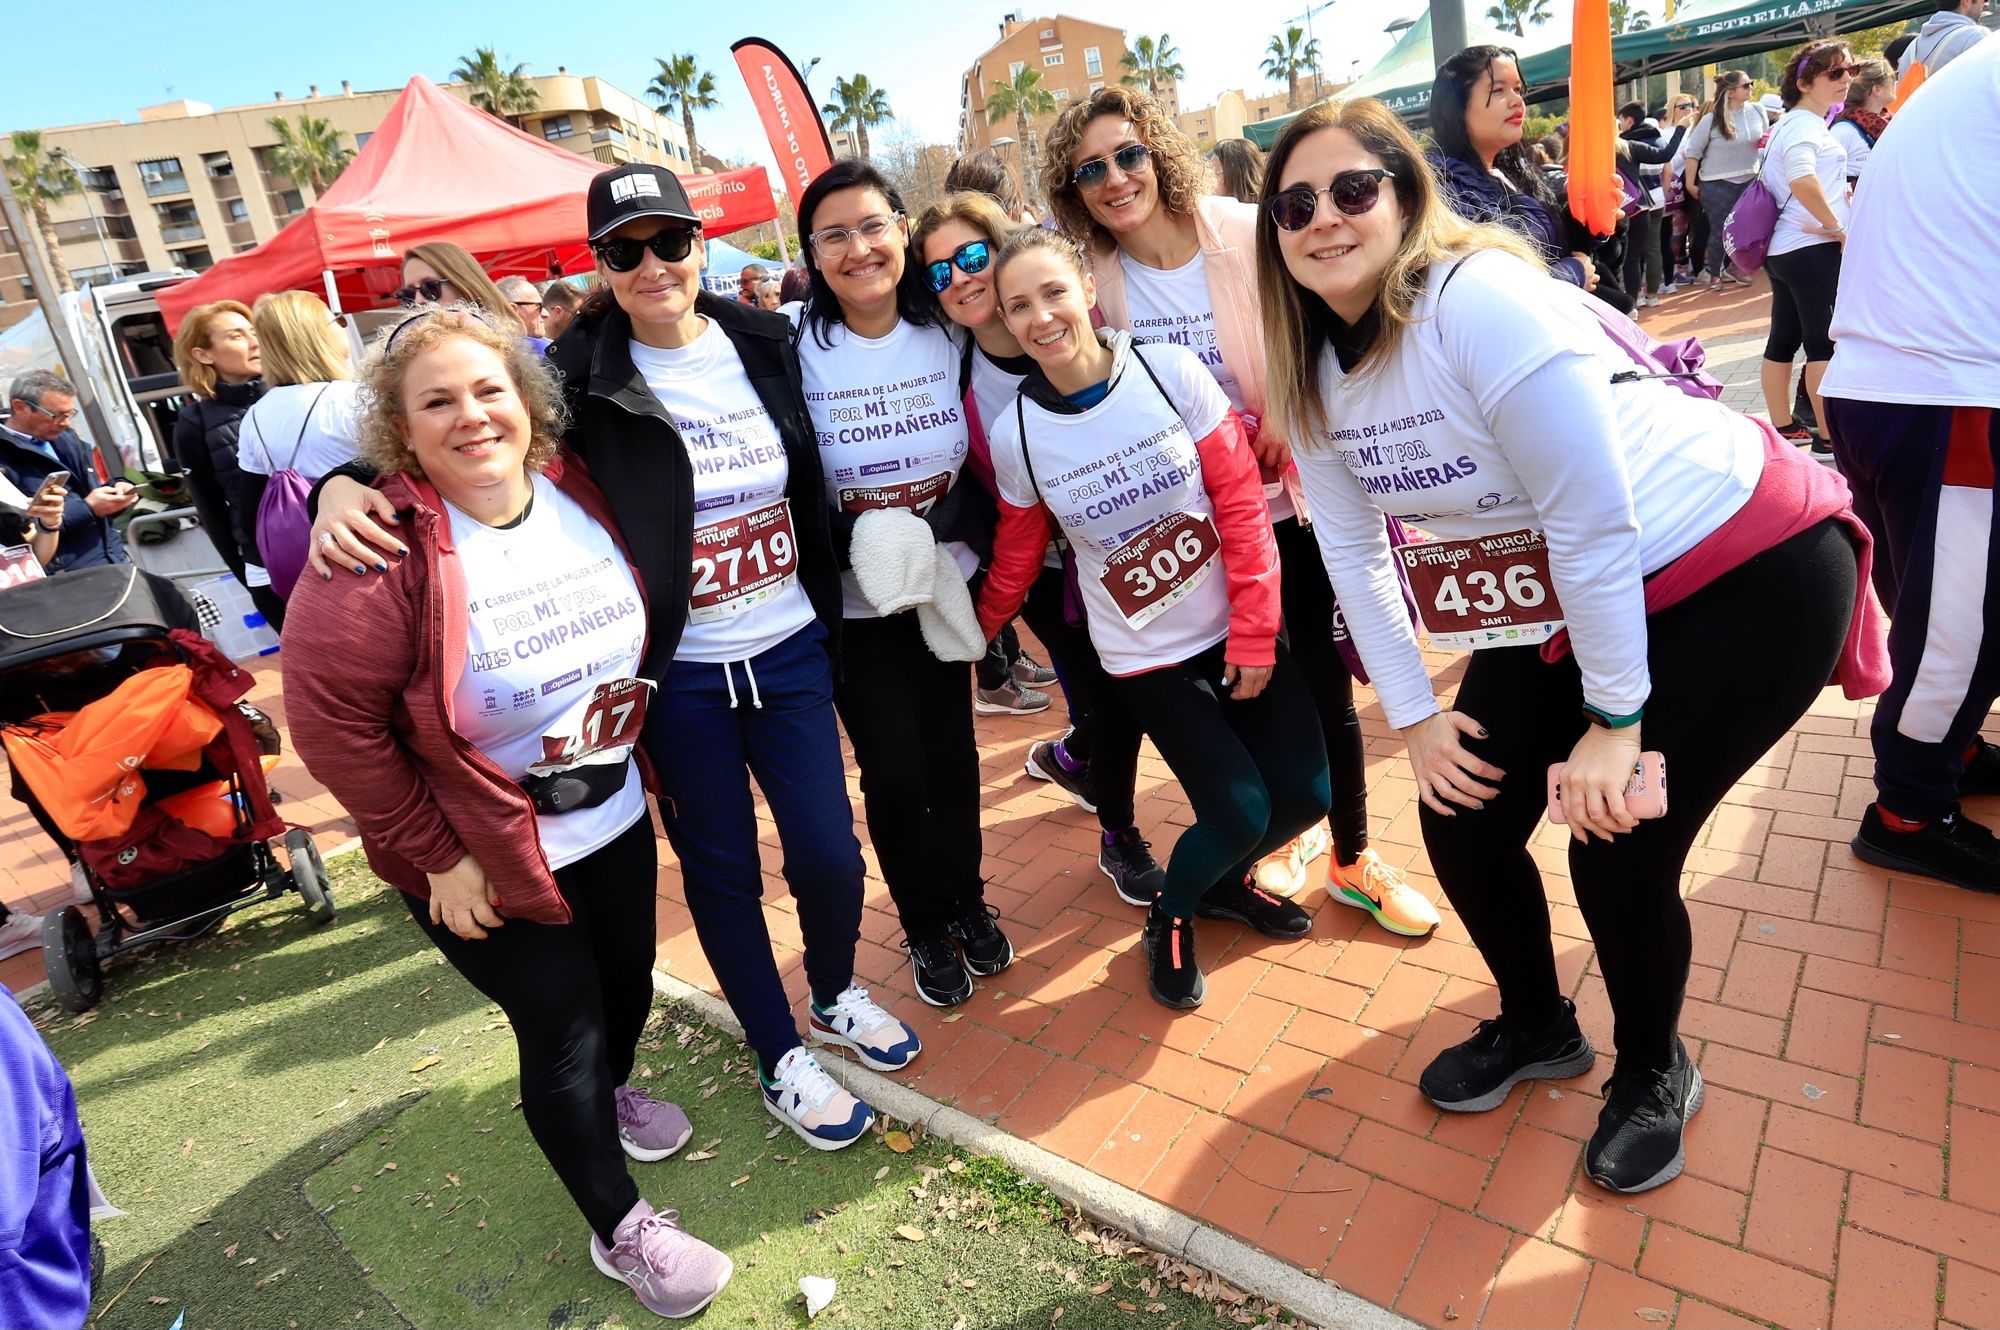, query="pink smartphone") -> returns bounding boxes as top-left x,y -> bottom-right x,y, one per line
1547,751 -> 1668,824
